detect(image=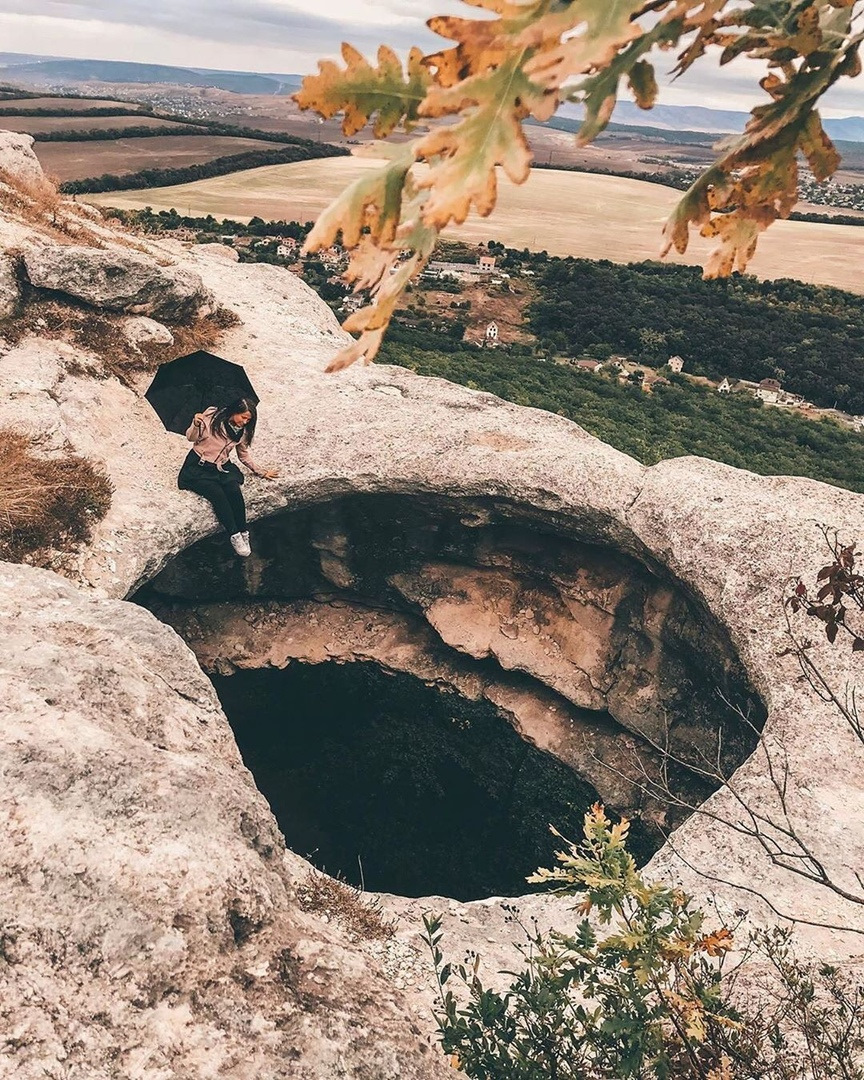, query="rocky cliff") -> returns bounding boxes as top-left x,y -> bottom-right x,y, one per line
3,132 -> 864,1077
